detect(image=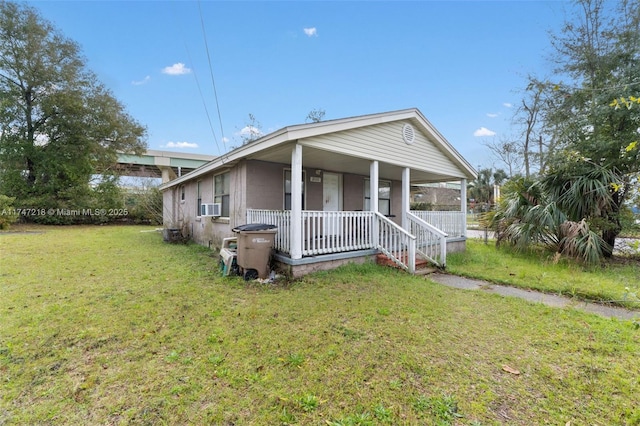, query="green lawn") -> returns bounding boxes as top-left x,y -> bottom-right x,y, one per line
1,226 -> 639,425
449,239 -> 640,308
